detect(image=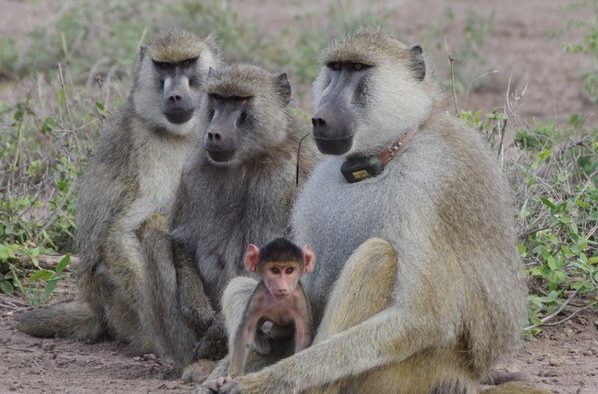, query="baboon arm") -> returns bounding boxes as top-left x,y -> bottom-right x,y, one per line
174,246 -> 216,332
293,313 -> 312,353
230,308 -> 444,393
